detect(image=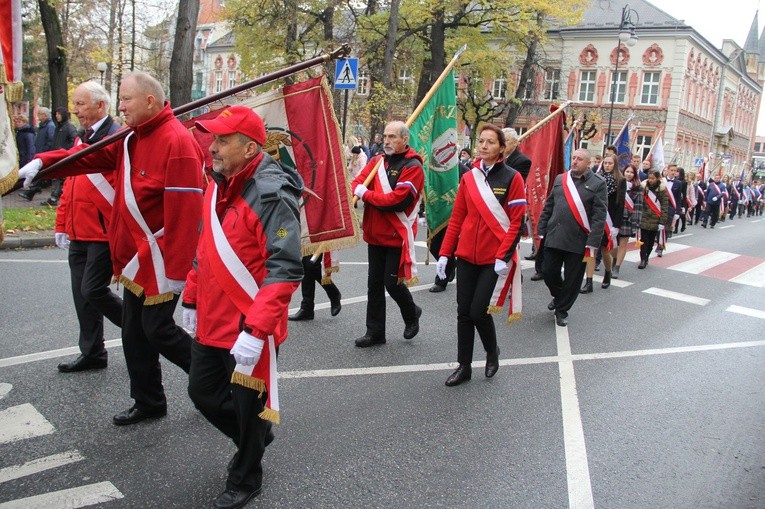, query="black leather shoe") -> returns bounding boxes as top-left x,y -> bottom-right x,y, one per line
354,335 -> 386,348
547,299 -> 556,311
429,283 -> 446,293
112,405 -> 167,426
403,305 -> 422,339
638,259 -> 647,269
330,294 -> 342,316
18,189 -> 36,201
524,254 -> 536,261
57,354 -> 107,373
445,364 -> 472,386
485,347 -> 500,378
213,487 -> 262,509
555,311 -> 568,327
580,280 -> 593,294
530,272 -> 544,281
42,198 -> 59,206
601,271 -> 611,289
288,308 -> 314,321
